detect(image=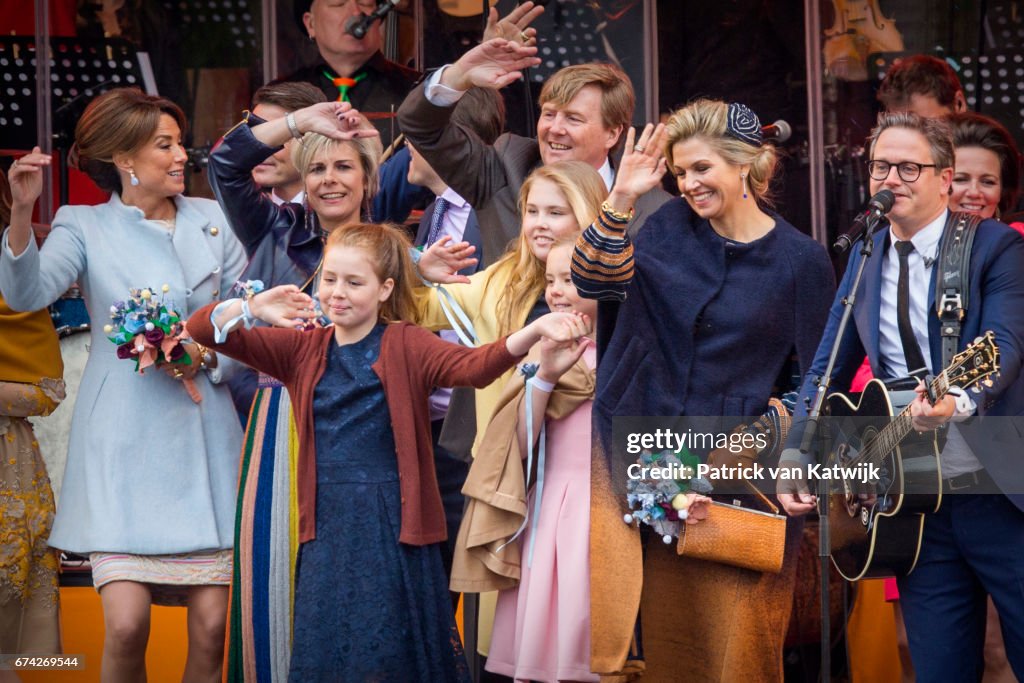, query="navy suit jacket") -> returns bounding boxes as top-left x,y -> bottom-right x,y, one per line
788,217 -> 1024,509
414,198 -> 484,277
